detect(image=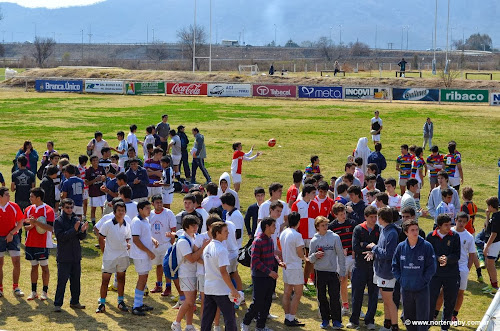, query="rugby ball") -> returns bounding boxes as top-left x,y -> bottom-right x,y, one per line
370,129 -> 378,135
268,138 -> 276,147
35,216 -> 47,234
